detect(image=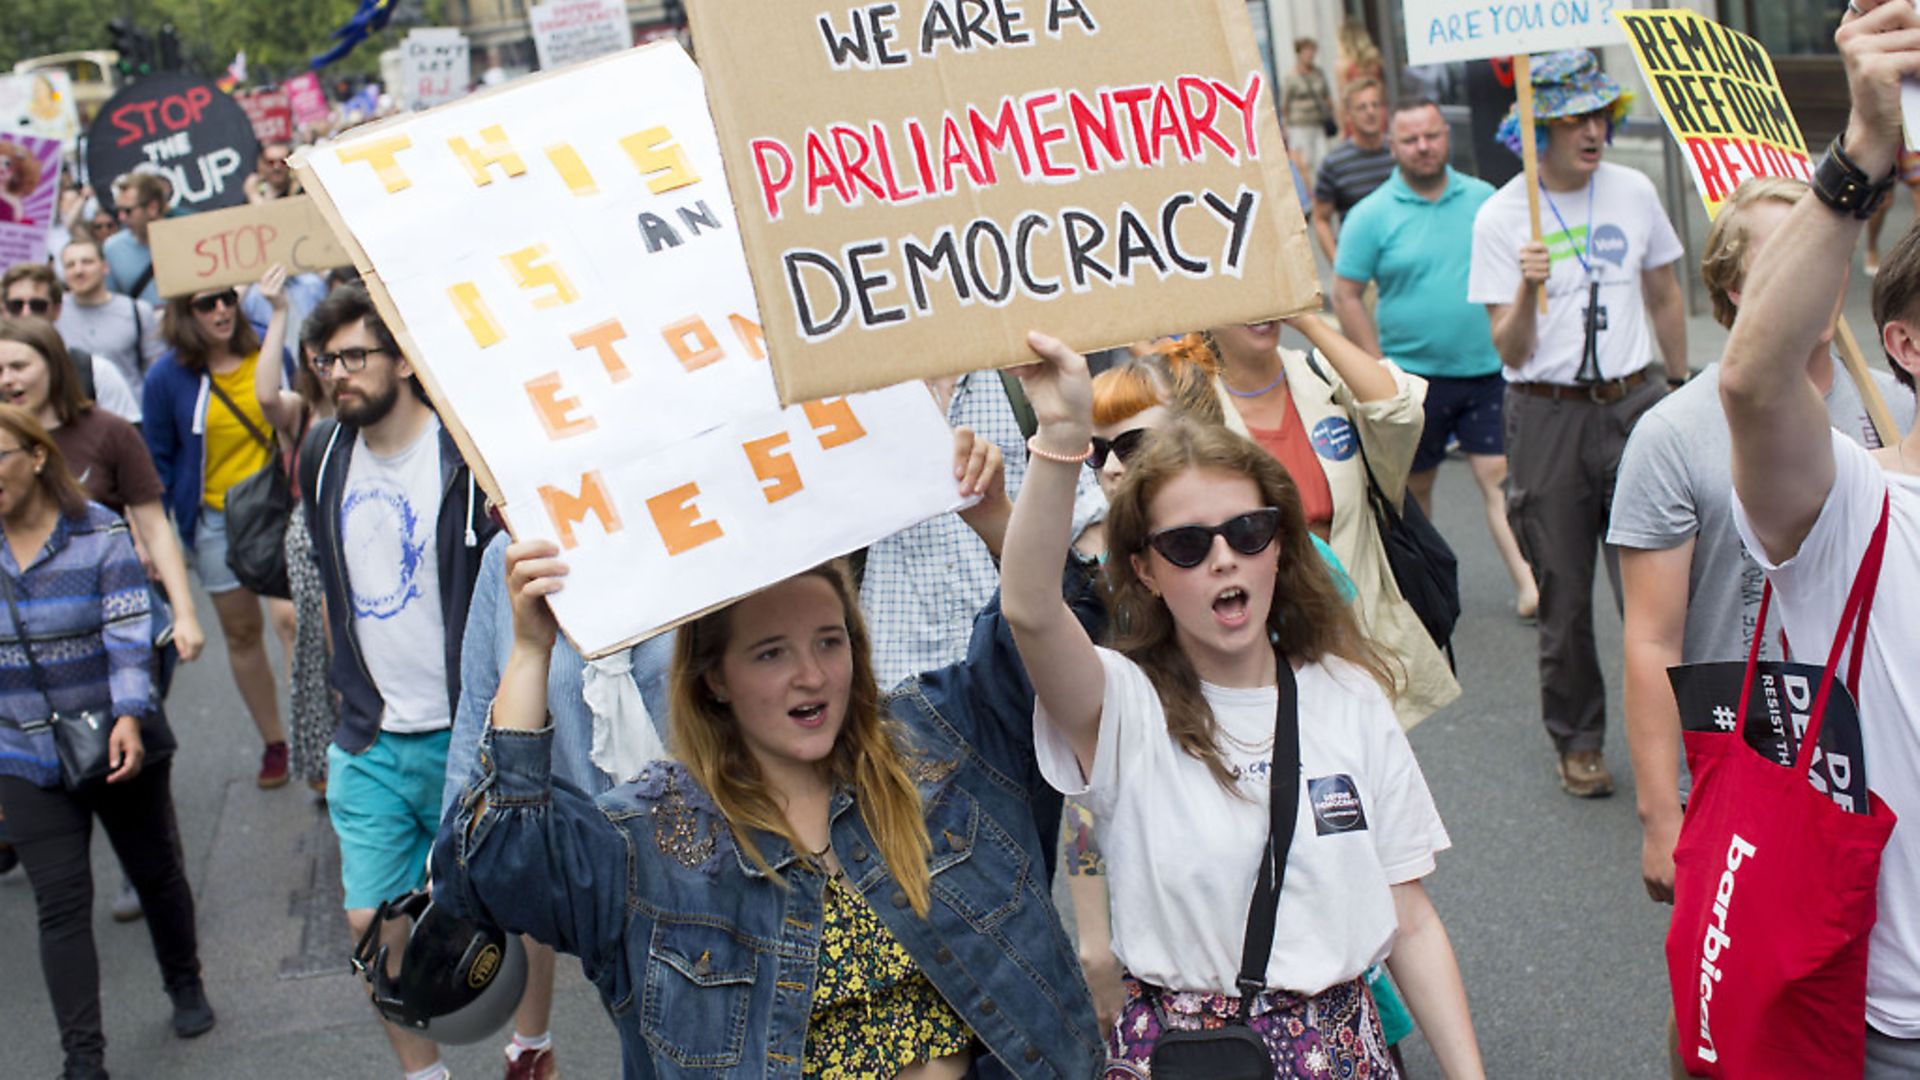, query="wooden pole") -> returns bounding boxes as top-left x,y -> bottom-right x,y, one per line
1835,317 -> 1901,449
1515,53 -> 1547,315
